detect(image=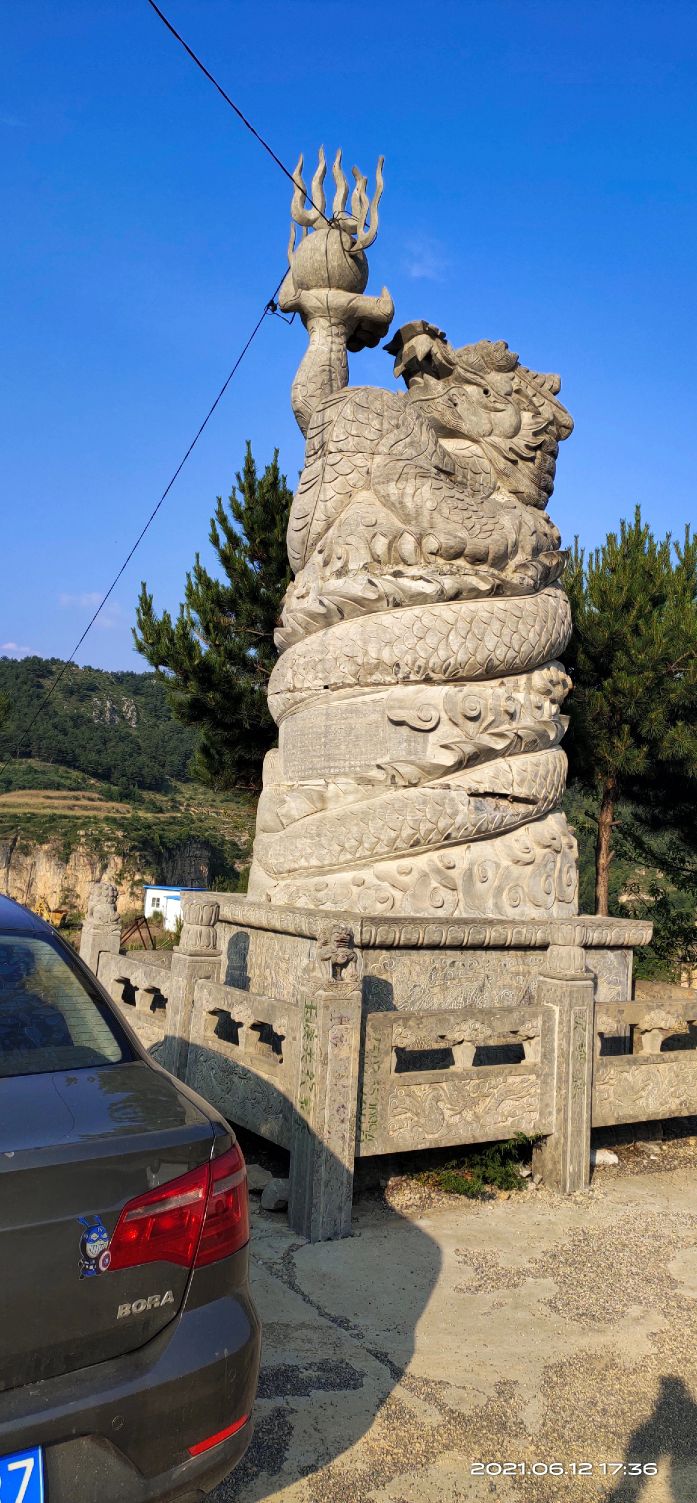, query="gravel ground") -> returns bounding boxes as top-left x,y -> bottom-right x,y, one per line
213,1138 -> 697,1503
